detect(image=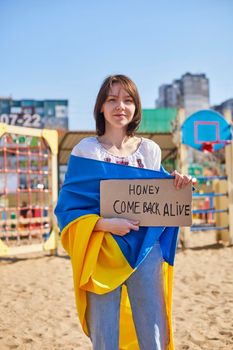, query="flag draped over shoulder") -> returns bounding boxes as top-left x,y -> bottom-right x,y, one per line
55,155 -> 179,350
